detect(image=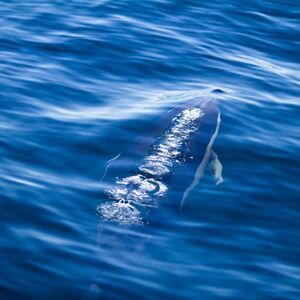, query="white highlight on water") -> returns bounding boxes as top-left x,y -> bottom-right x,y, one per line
100,152 -> 121,182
